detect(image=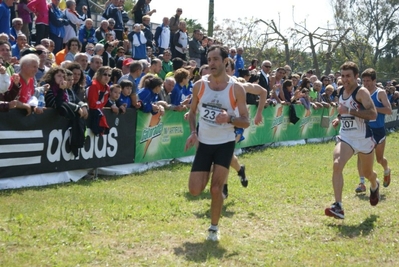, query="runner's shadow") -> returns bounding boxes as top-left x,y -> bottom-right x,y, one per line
173,241 -> 227,263
184,191 -> 211,201
355,193 -> 386,202
328,214 -> 379,238
192,201 -> 236,219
